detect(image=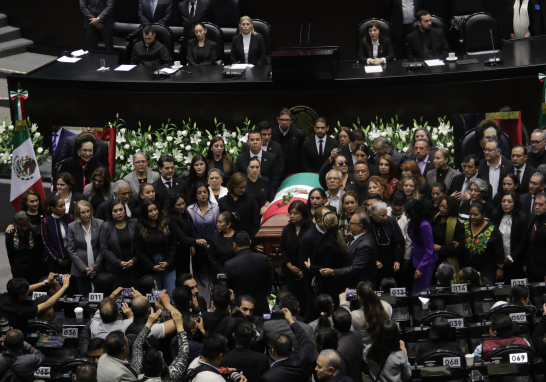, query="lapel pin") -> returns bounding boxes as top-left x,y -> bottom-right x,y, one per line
176,183 -> 178,186
264,159 -> 267,161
